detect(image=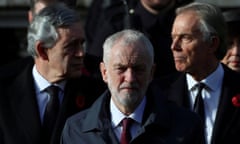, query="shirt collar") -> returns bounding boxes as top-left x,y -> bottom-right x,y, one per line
110,96 -> 146,128
32,65 -> 66,93
186,63 -> 224,91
